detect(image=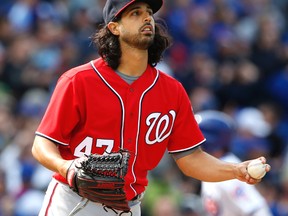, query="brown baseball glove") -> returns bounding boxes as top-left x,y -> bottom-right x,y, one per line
66,150 -> 130,212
